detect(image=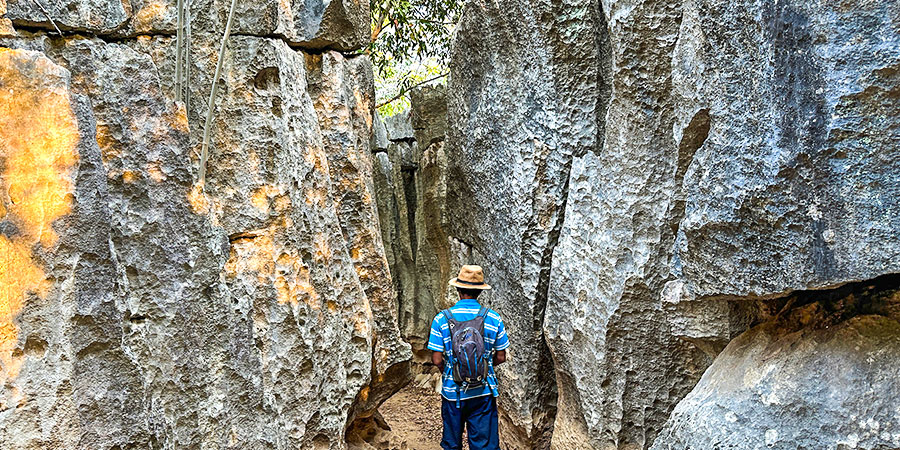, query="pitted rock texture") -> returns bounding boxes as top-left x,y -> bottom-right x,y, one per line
671,0 -> 900,298
653,278 -> 900,450
446,0 -> 608,445
448,0 -> 900,448
372,85 -> 458,353
306,51 -> 412,420
0,17 -> 404,450
5,0 -> 368,50
542,1 -> 711,447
